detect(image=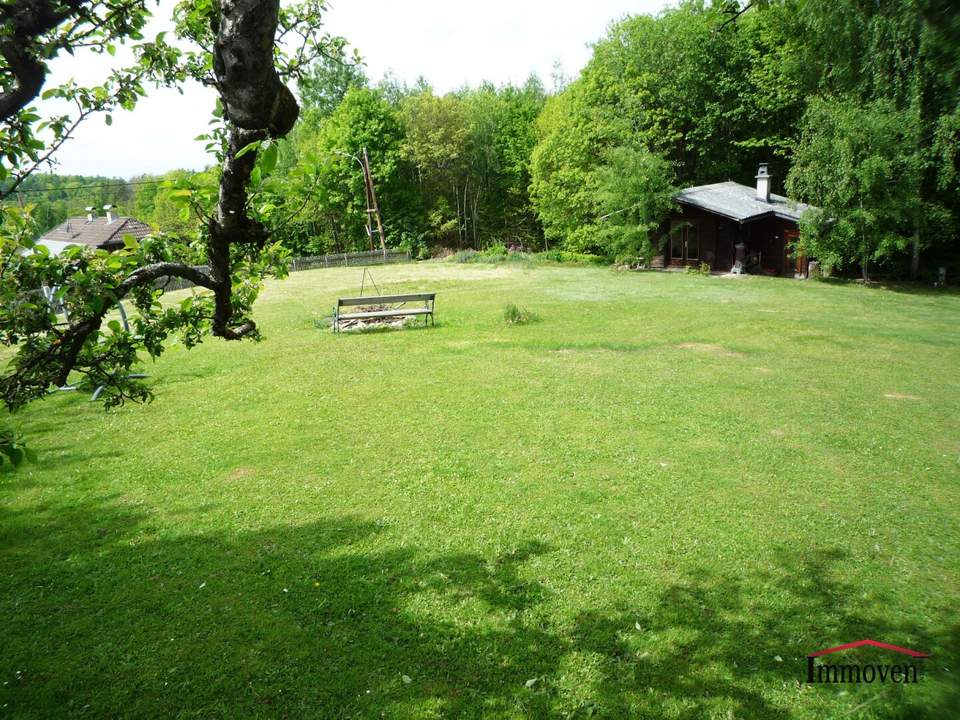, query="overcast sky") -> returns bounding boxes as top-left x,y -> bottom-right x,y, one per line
40,0 -> 671,179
